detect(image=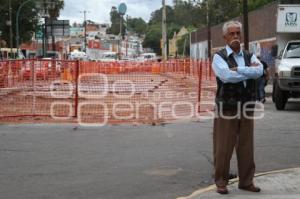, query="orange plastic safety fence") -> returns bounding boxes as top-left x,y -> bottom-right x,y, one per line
0,59 -> 216,125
